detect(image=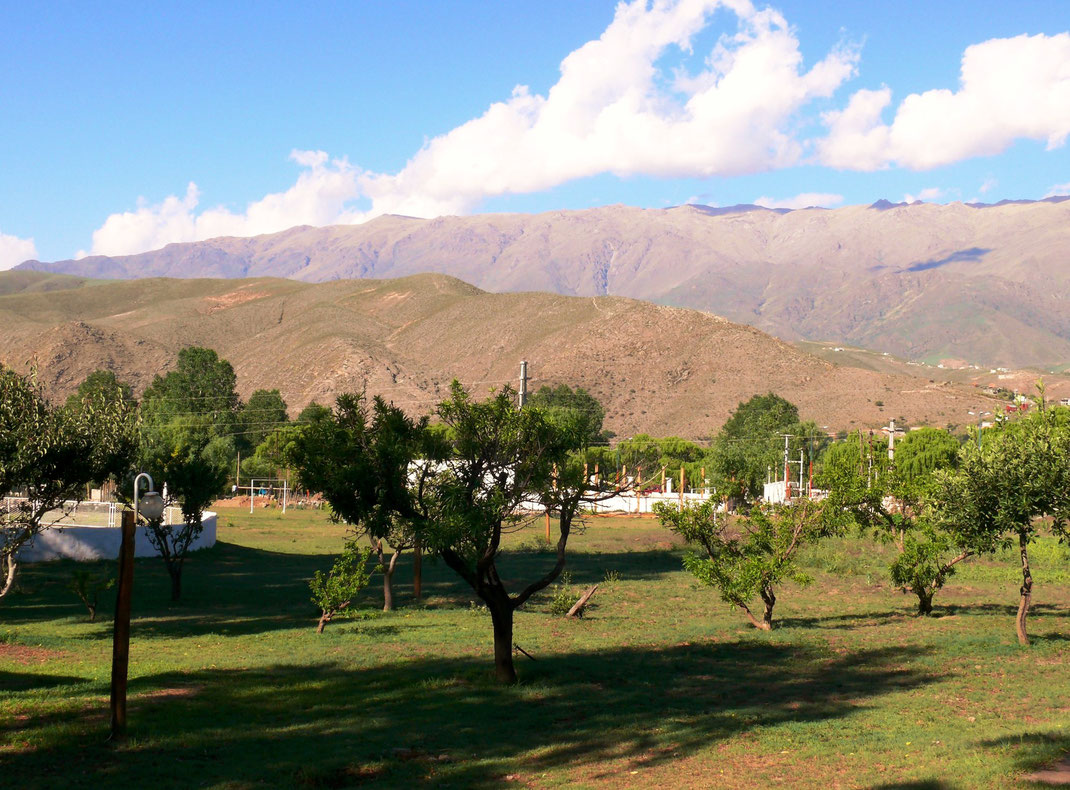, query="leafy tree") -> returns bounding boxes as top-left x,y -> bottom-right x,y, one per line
708,393 -> 823,502
241,389 -> 289,449
288,394 -> 429,611
297,401 -> 332,424
1,366 -> 137,599
138,347 -> 243,601
820,428 -> 965,614
65,369 -> 133,413
417,383 -> 600,683
655,498 -> 830,629
310,541 -> 375,633
932,398 -> 1070,644
527,384 -> 608,443
68,569 -> 114,621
